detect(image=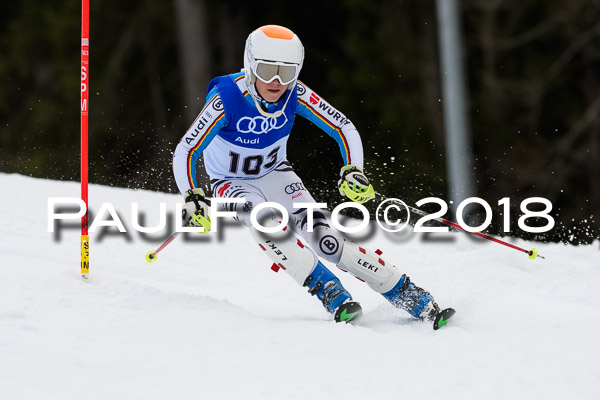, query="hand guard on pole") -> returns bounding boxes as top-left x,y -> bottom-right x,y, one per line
338,165 -> 375,204
182,188 -> 212,233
